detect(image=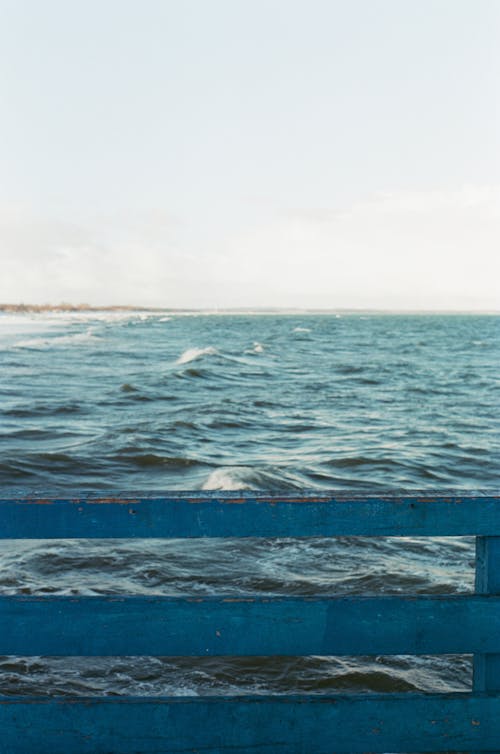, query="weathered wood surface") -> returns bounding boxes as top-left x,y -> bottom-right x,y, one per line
2,492 -> 499,753
474,536 -> 500,695
1,593 -> 499,656
0,693 -> 497,753
0,493 -> 498,538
